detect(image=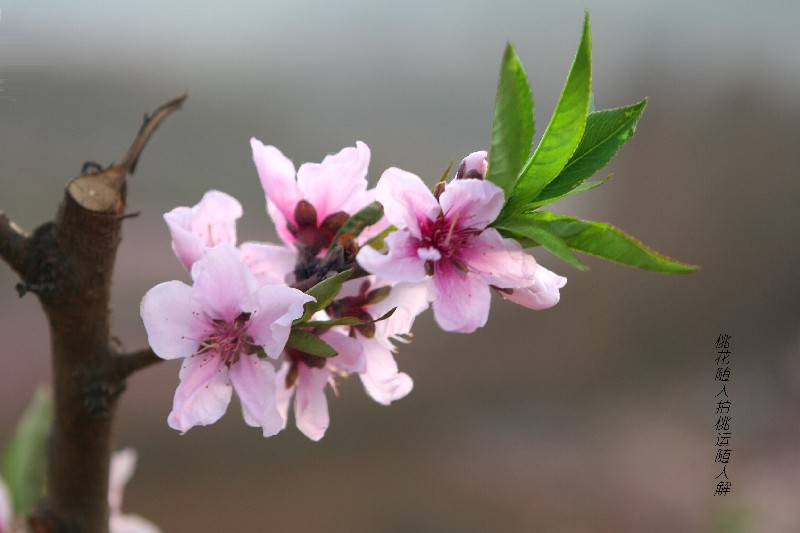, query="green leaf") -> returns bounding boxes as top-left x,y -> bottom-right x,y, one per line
437,160 -> 455,185
297,270 -> 353,323
527,175 -> 612,209
2,386 -> 52,514
485,42 -> 534,196
302,307 -> 397,329
286,329 -> 339,357
362,225 -> 395,251
506,12 -> 593,214
328,201 -> 385,250
528,212 -> 699,273
495,215 -> 585,270
535,99 -> 646,205
302,317 -> 367,328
